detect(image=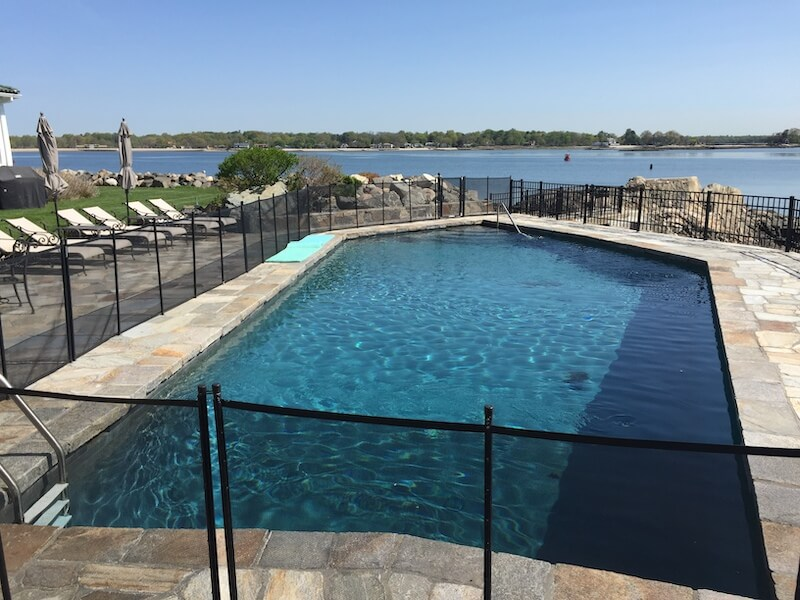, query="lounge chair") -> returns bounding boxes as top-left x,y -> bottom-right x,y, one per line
83,206 -> 185,245
57,208 -> 169,252
127,201 -> 219,234
1,222 -> 106,273
149,198 -> 237,228
6,216 -> 134,259
0,231 -> 35,312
